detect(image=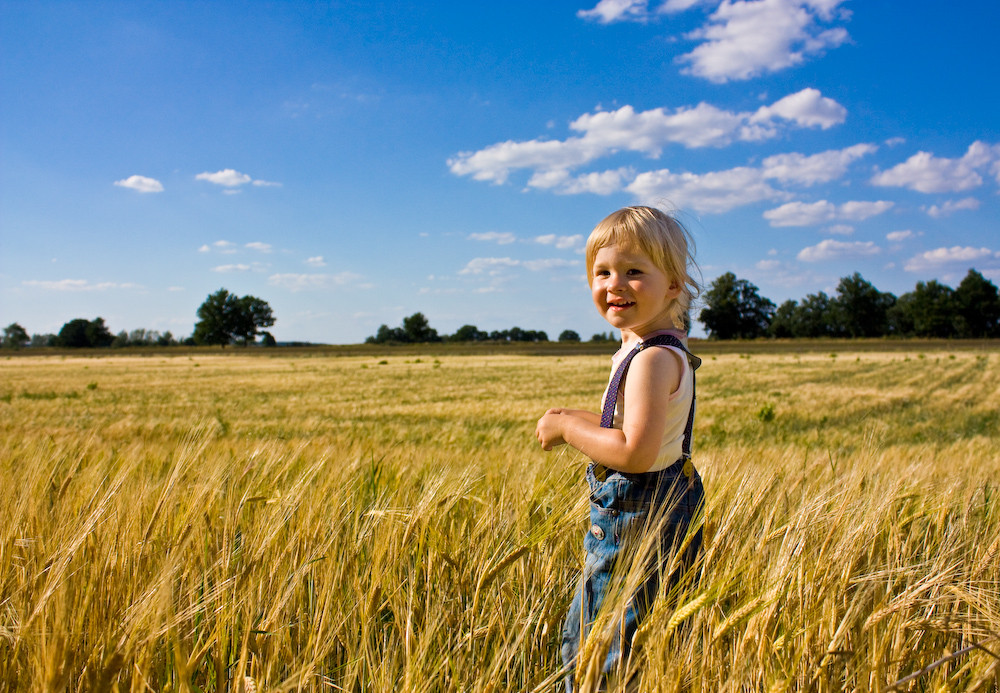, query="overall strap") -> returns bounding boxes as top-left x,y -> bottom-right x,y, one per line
599,334 -> 701,460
